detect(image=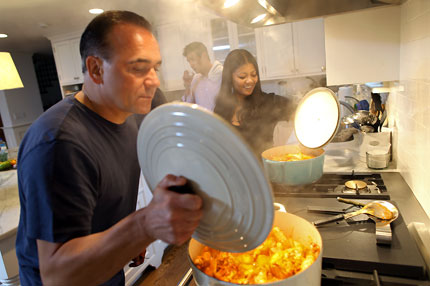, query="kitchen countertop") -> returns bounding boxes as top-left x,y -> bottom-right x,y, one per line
323,131 -> 396,173
133,172 -> 430,286
0,169 -> 19,240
